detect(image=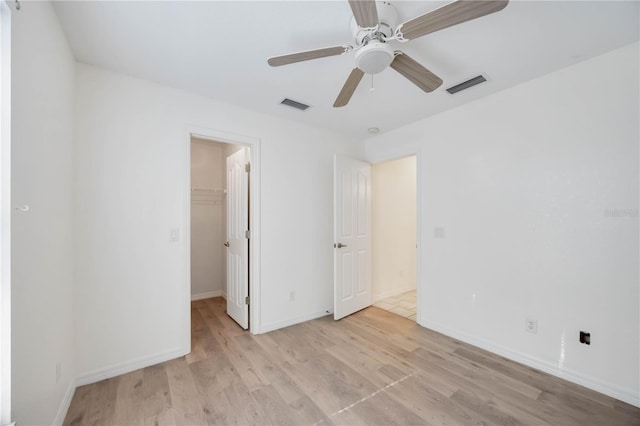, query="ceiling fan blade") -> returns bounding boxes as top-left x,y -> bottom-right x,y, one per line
268,45 -> 350,67
348,0 -> 379,28
334,68 -> 365,107
398,0 -> 509,40
390,53 -> 443,93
